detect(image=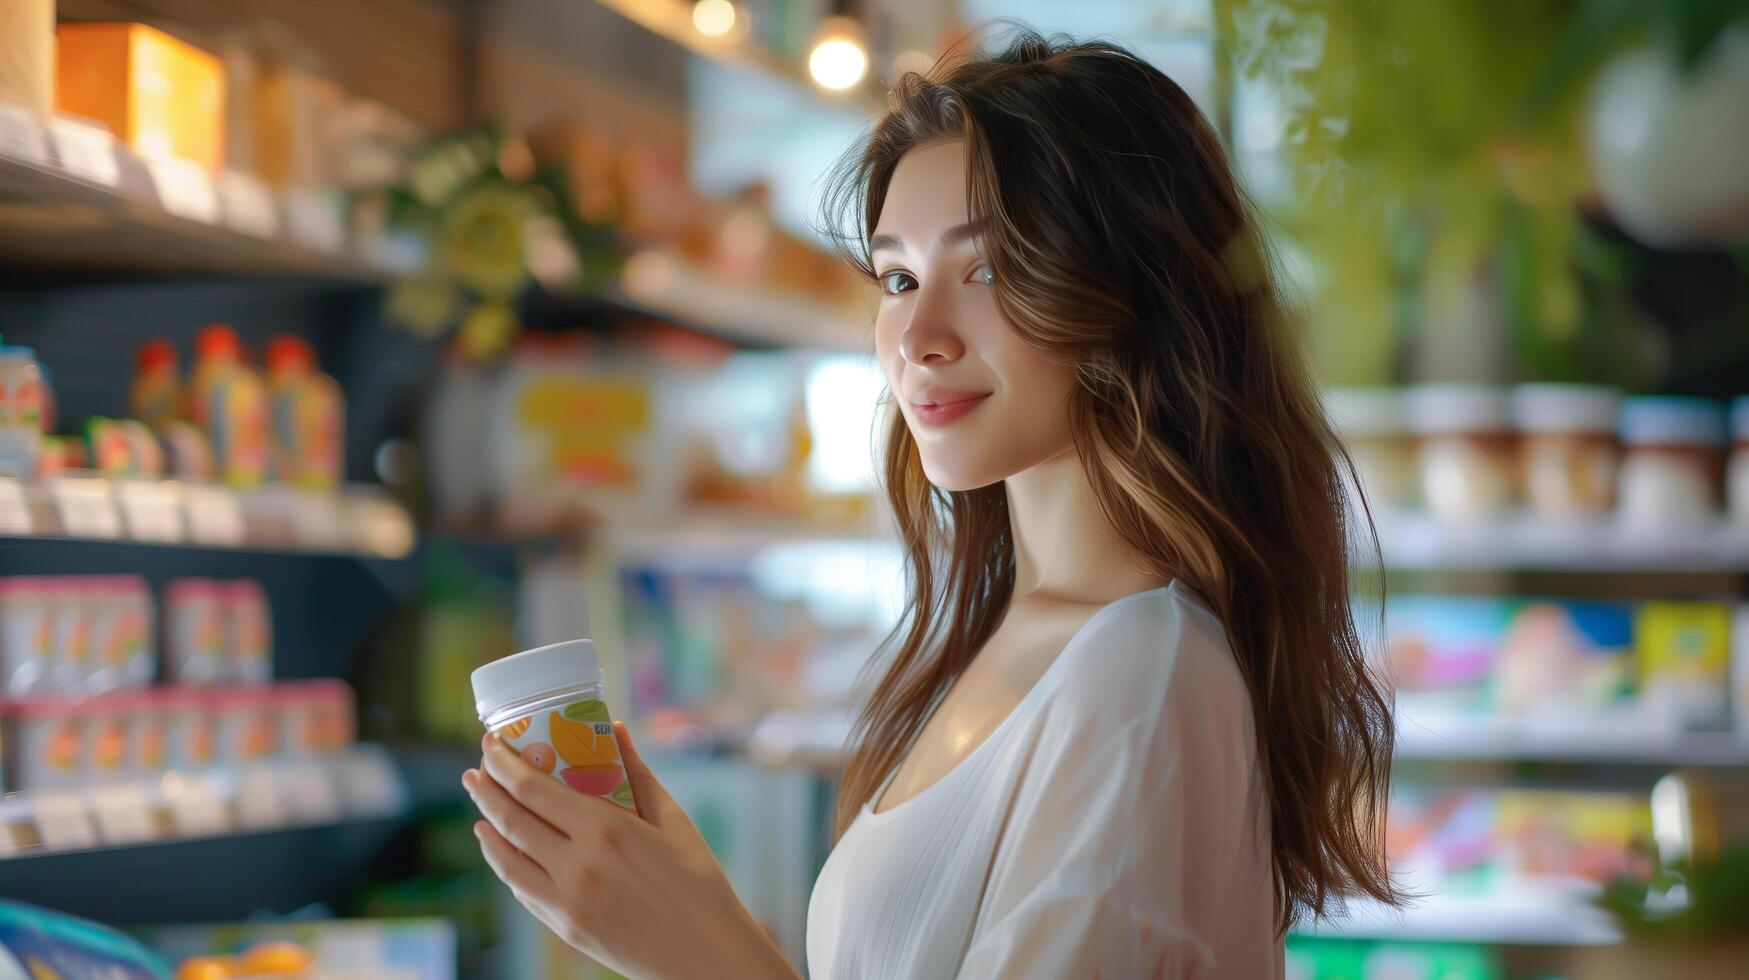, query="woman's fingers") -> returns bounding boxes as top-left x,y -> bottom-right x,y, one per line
464,767 -> 569,863
481,733 -> 590,831
475,819 -> 558,904
613,721 -> 677,828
